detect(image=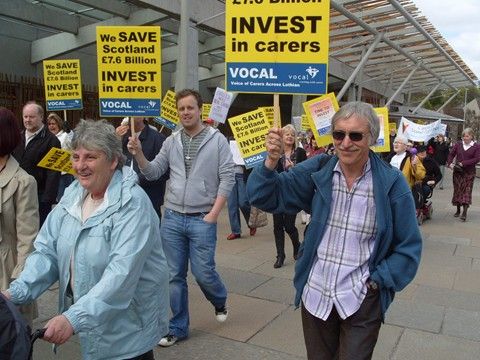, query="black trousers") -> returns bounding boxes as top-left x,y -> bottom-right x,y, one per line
301,288 -> 382,360
272,213 -> 300,258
